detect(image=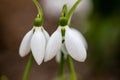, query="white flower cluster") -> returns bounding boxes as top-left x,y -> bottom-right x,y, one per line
19,25 -> 87,65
